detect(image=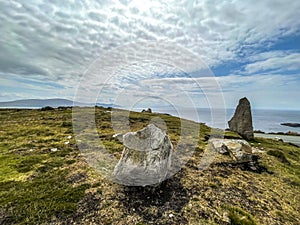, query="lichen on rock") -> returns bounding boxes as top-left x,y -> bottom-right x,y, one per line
113,124 -> 173,186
